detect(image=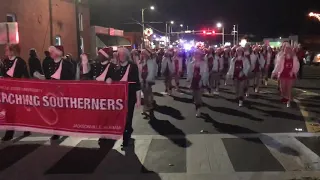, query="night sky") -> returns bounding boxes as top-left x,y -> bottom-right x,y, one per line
89,0 -> 320,38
